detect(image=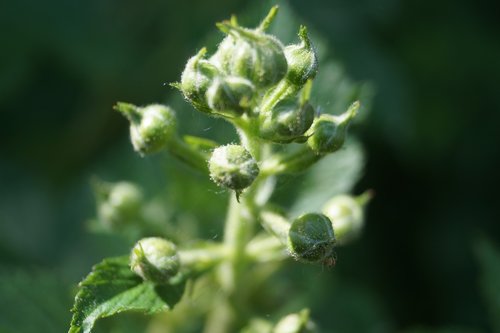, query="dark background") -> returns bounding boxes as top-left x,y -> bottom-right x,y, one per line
1,0 -> 499,332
